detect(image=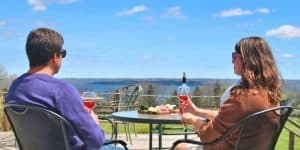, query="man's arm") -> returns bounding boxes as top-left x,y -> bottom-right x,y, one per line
56,83 -> 105,149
